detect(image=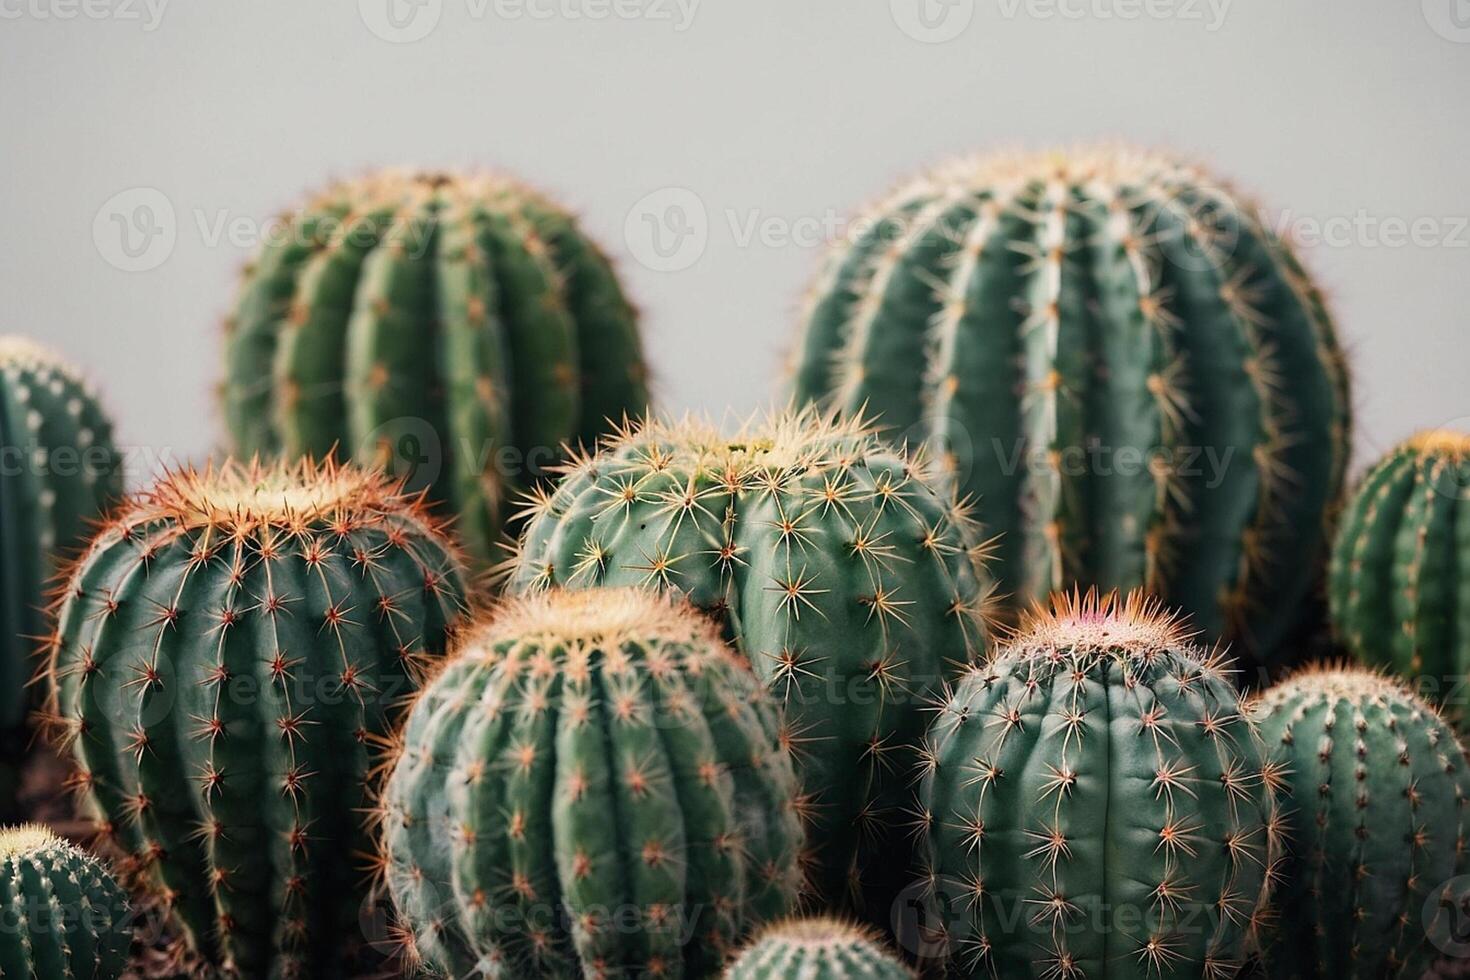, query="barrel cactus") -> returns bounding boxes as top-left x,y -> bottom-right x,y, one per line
44,458 -> 469,979
380,587 -> 804,979
1329,432 -> 1470,696
917,590 -> 1282,978
221,168 -> 649,564
724,918 -> 914,980
507,408 -> 991,914
792,145 -> 1352,668
0,337 -> 121,819
0,825 -> 132,979
1253,667 -> 1470,978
